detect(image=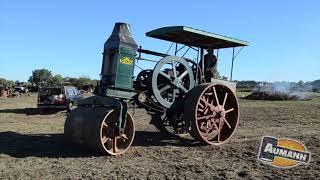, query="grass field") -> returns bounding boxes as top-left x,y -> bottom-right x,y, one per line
0,93 -> 319,179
